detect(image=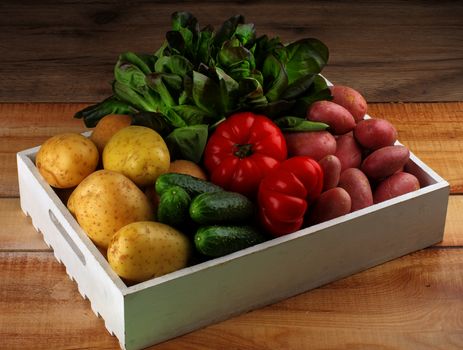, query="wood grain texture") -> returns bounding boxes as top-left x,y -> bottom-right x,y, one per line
0,1 -> 462,103
439,195 -> 463,247
2,102 -> 462,197
0,101 -> 460,349
0,103 -> 87,197
0,198 -> 50,251
0,194 -> 460,250
0,252 -> 119,350
1,249 -> 462,350
157,249 -> 463,350
368,102 -> 463,193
